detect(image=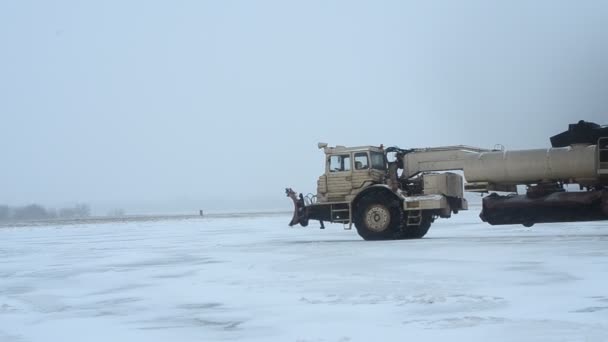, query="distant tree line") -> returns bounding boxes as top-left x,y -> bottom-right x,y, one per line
0,203 -> 91,221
